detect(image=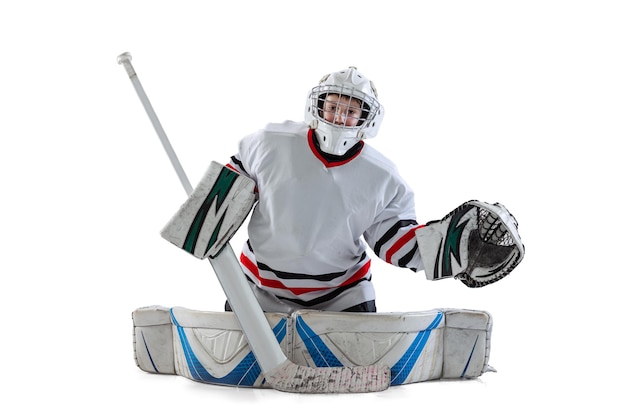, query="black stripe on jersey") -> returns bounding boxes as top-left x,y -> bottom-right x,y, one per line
250,241 -> 368,282
373,219 -> 418,256
257,261 -> 345,281
277,276 -> 372,308
229,156 -> 250,176
398,243 -> 419,269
